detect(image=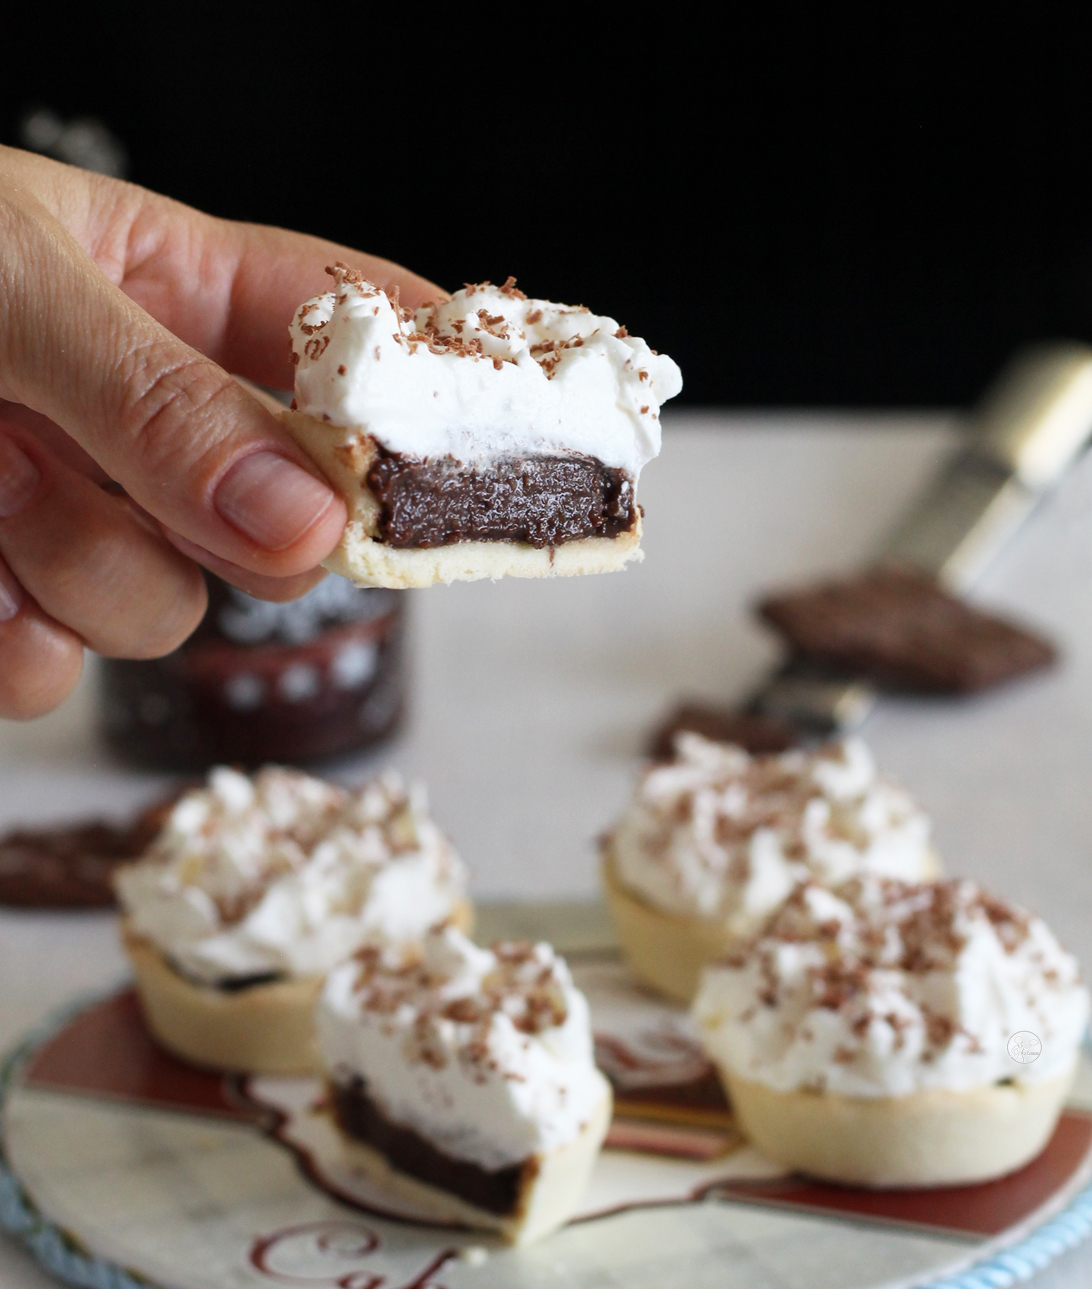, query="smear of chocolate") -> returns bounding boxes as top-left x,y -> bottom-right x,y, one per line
649,704 -> 798,761
0,795 -> 177,909
758,565 -> 1057,693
